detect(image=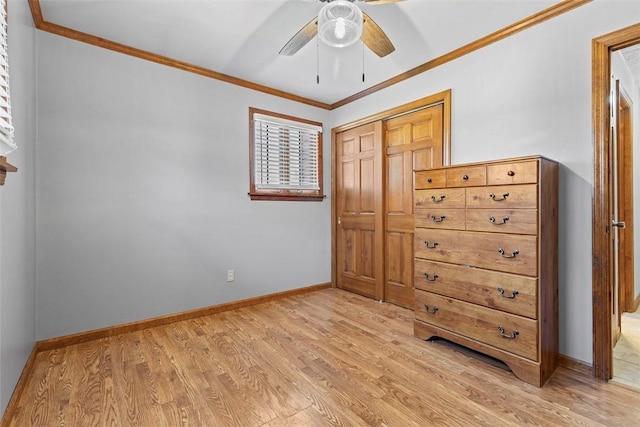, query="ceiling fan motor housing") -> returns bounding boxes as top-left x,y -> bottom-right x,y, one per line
318,0 -> 364,48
